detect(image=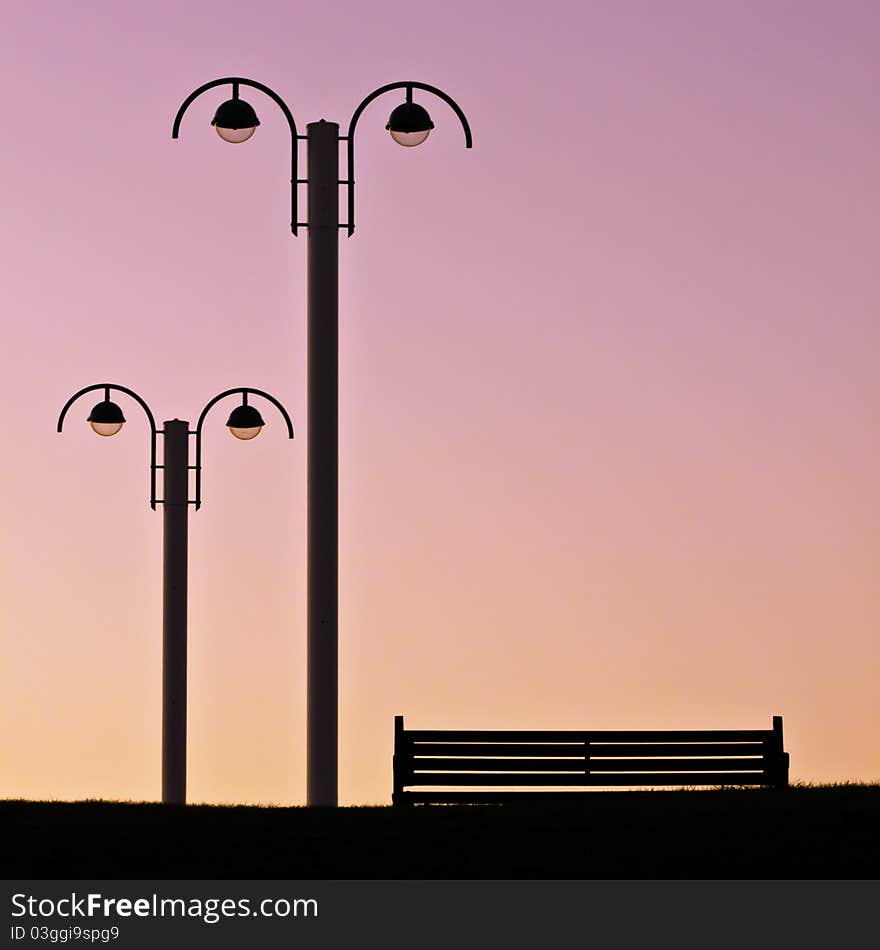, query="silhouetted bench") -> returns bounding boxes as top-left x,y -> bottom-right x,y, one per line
392,715 -> 789,805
